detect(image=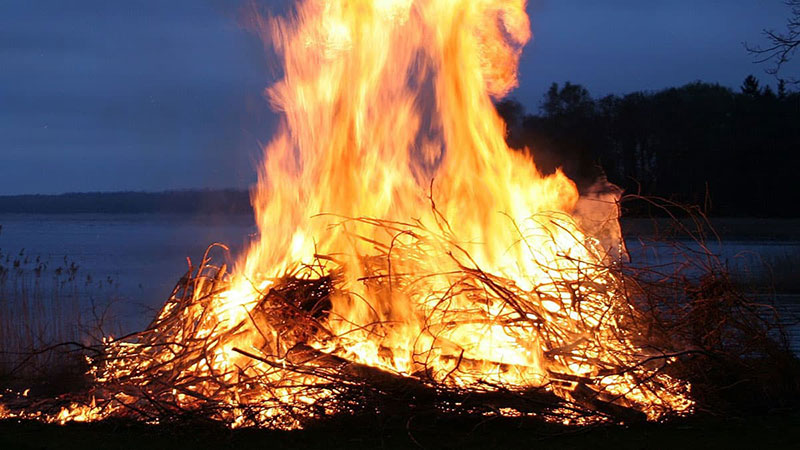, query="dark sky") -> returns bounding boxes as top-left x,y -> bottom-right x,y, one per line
1,0 -> 796,194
